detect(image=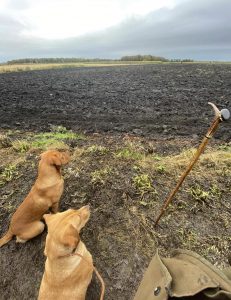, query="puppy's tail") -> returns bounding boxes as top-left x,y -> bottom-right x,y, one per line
0,229 -> 13,247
